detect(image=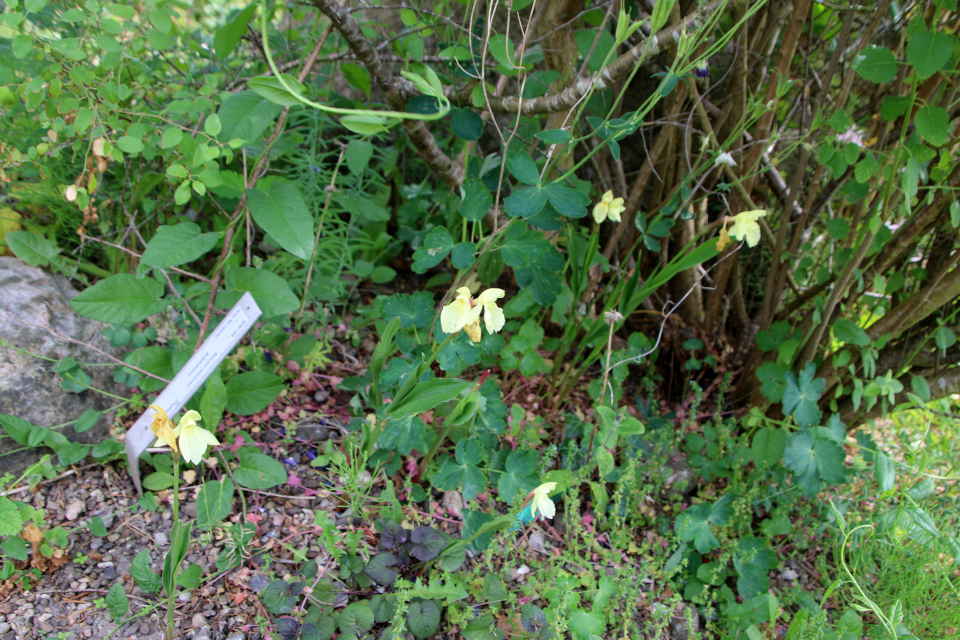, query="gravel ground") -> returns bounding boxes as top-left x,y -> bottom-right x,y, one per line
3,454 -> 338,640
